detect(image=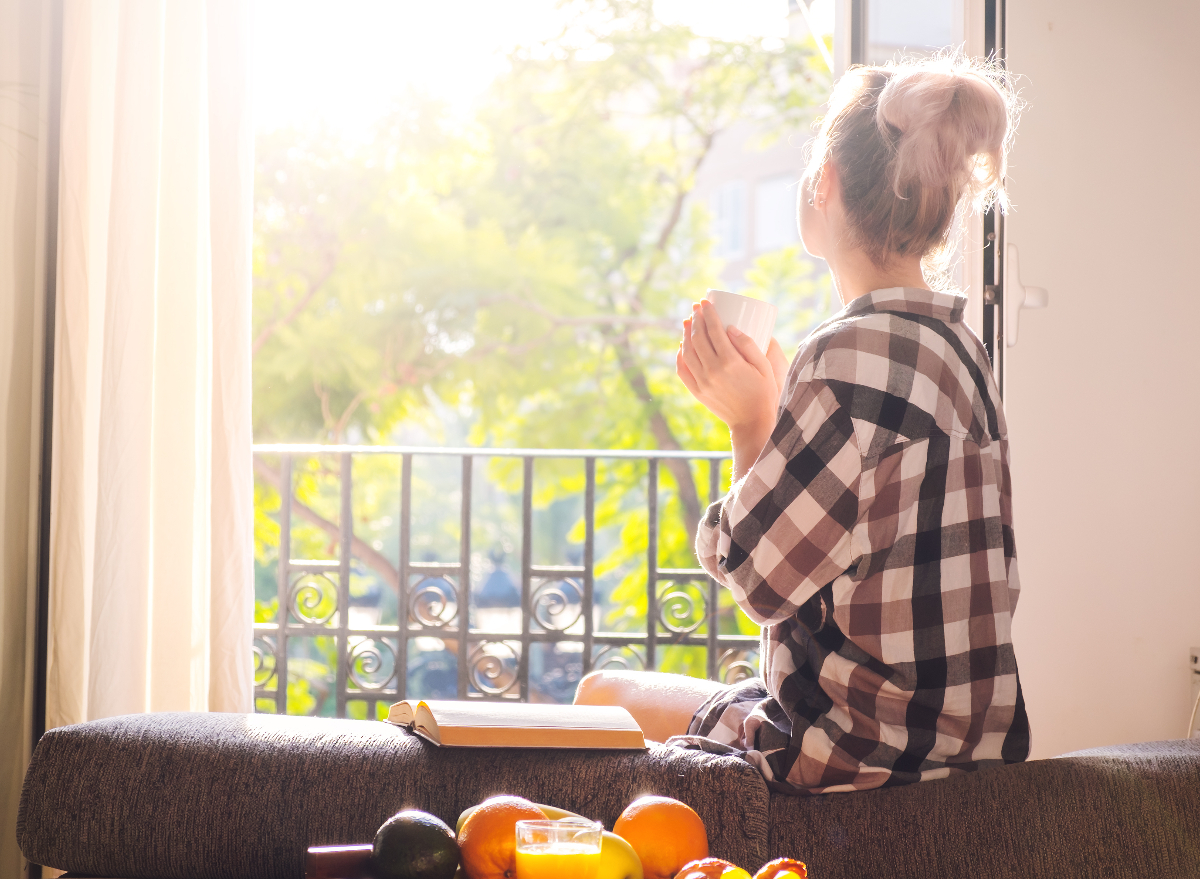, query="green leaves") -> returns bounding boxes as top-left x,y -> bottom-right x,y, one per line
253,1 -> 836,686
